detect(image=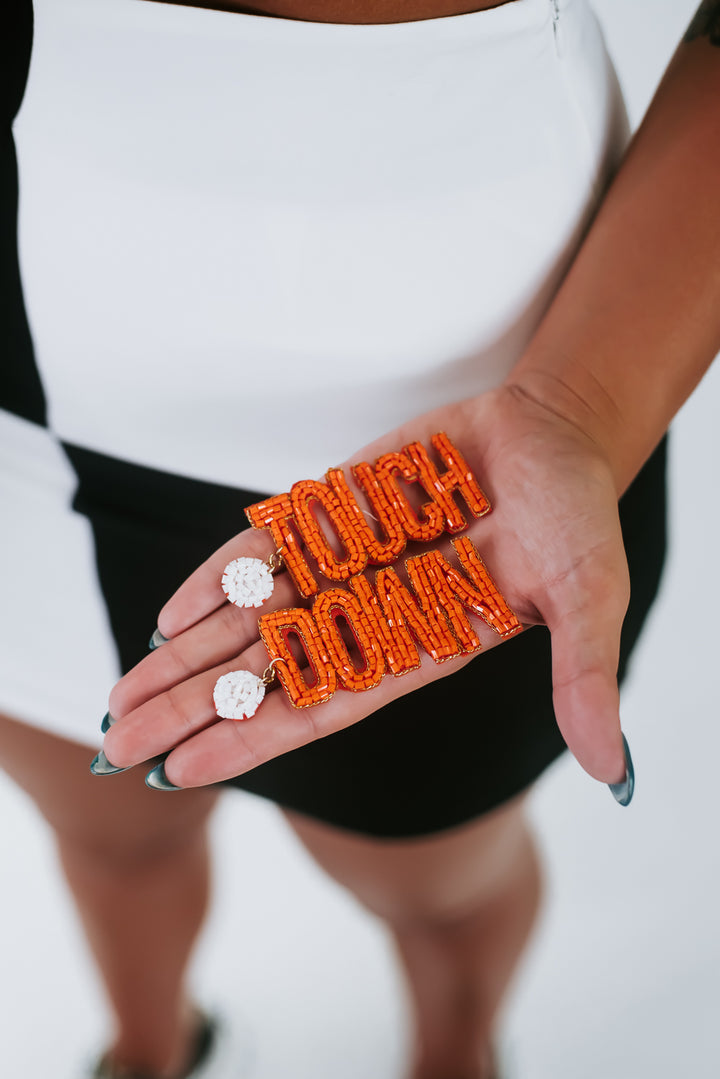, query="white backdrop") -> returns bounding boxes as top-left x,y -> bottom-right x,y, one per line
1,1 -> 717,1077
